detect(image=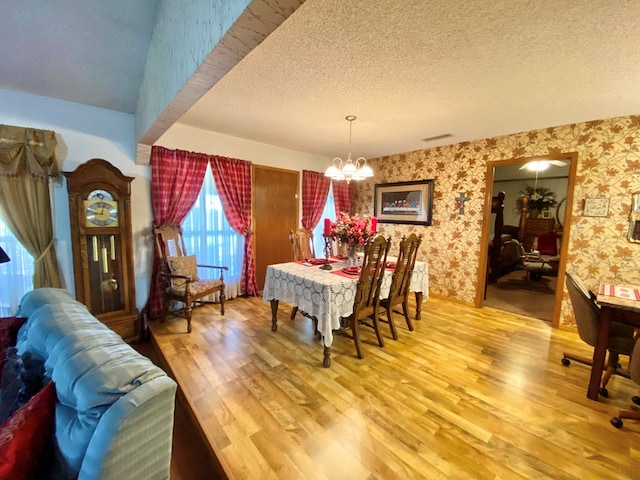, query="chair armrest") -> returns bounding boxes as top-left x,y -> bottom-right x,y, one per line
159,272 -> 193,281
196,264 -> 229,271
